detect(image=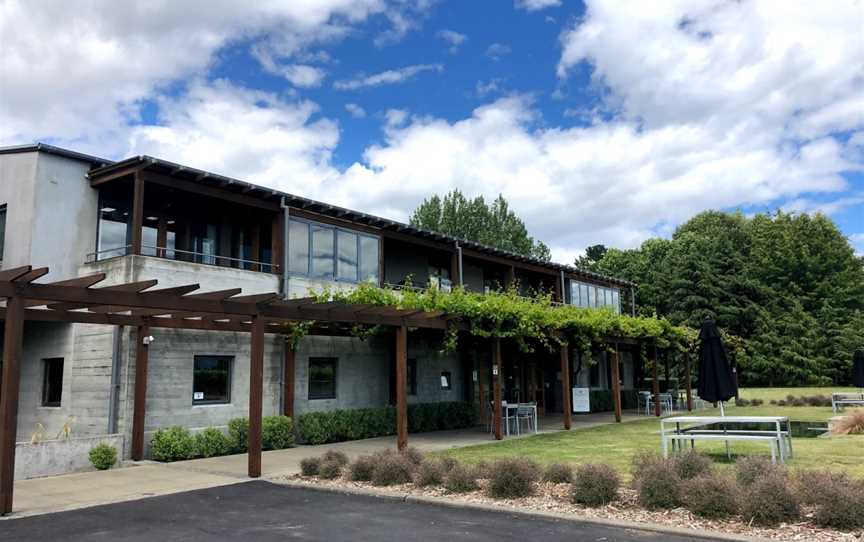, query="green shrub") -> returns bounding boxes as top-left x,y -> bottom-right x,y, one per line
634,457 -> 681,509
486,458 -> 539,499
151,426 -> 196,462
262,416 -> 295,450
371,451 -> 415,486
571,464 -> 619,507
194,427 -> 231,458
741,472 -> 799,526
318,459 -> 344,480
227,417 -> 249,453
348,454 -> 377,481
415,460 -> 446,487
322,450 -> 349,467
445,464 -> 479,493
682,474 -> 739,519
542,463 -> 573,484
300,457 -> 321,477
735,456 -> 784,487
88,443 -> 118,470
